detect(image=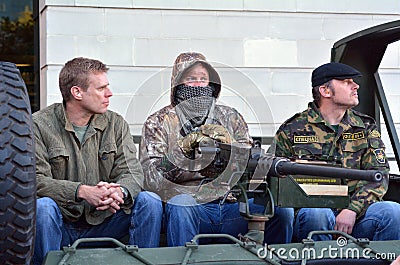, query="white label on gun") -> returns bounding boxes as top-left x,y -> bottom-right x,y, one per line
239,202 -> 246,213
